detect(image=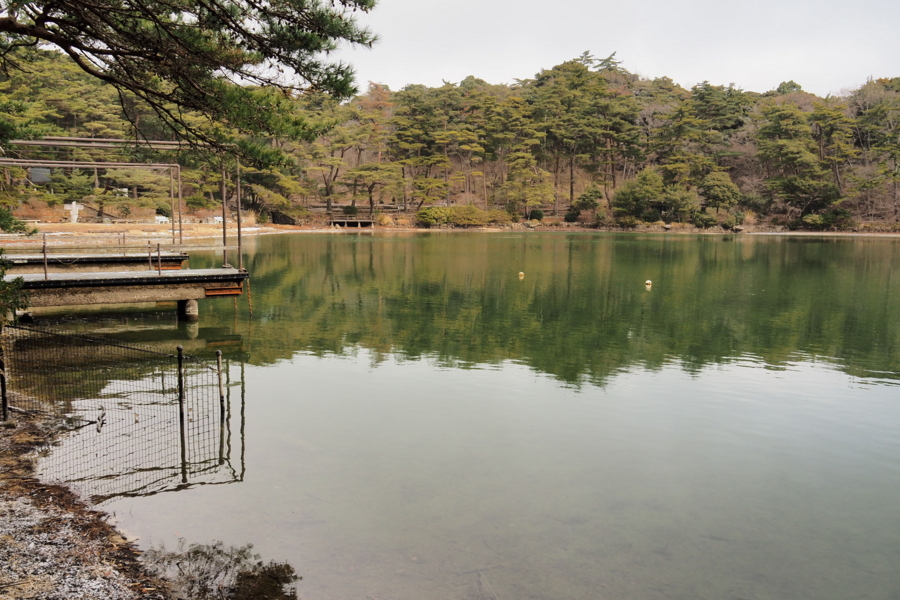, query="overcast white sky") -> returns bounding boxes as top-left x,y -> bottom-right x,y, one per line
338,0 -> 899,97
